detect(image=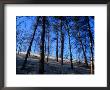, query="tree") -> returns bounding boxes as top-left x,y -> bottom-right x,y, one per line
21,16 -> 40,70
47,29 -> 50,62
66,22 -> 73,69
77,31 -> 88,67
39,16 -> 46,74
73,16 -> 89,67
52,22 -> 59,62
60,16 -> 64,66
56,28 -> 59,62
85,16 -> 94,74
